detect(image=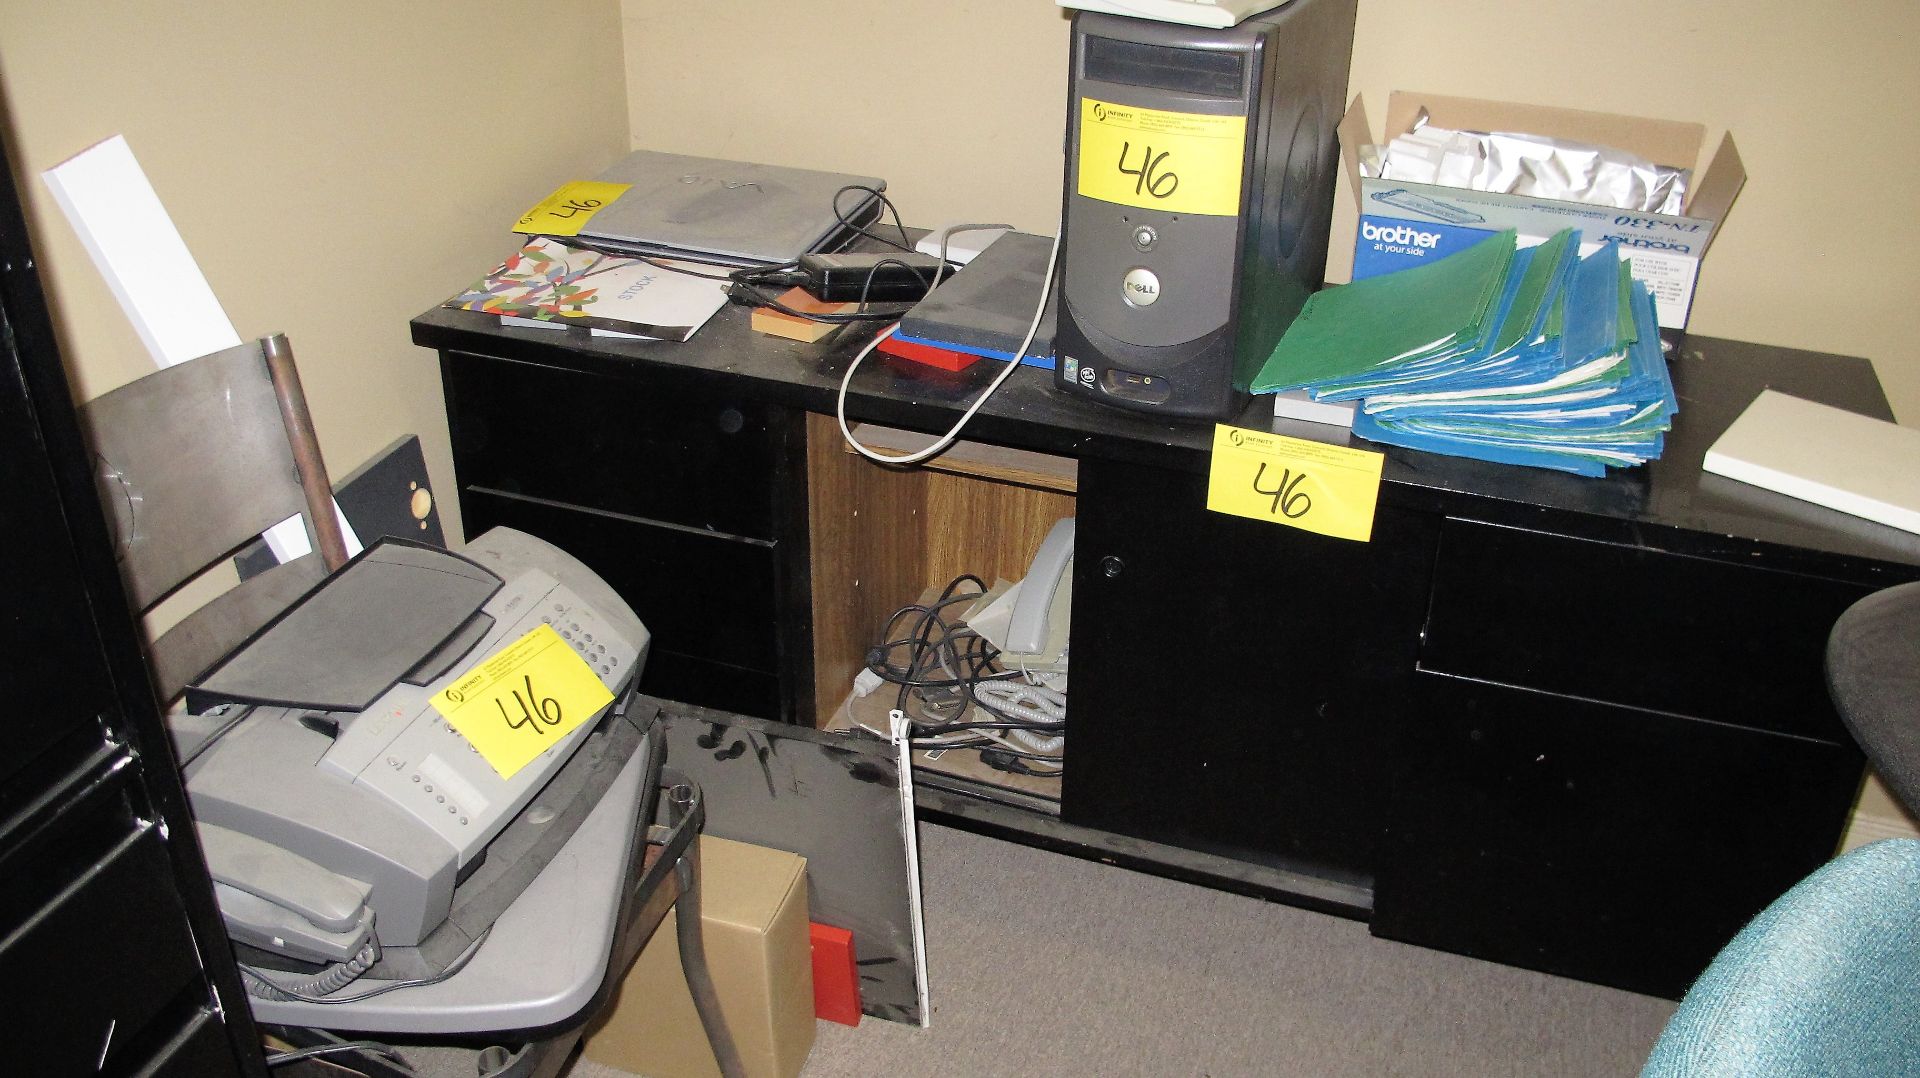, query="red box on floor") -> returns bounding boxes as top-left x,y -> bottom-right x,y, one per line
810,922 -> 861,1026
